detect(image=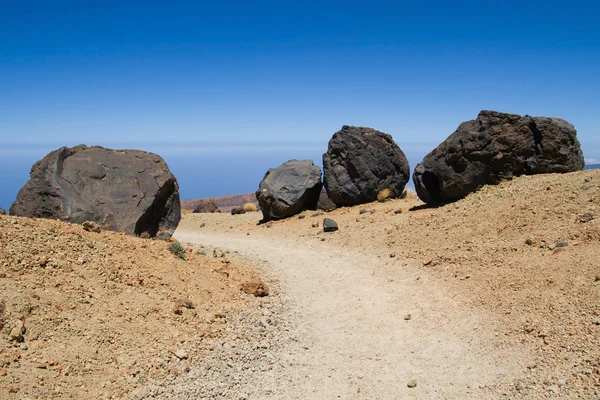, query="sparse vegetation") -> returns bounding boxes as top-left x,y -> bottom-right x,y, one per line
377,188 -> 393,202
243,202 -> 257,212
231,207 -> 246,215
168,241 -> 186,260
